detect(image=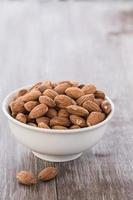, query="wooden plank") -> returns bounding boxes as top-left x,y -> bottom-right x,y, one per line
0,2 -> 133,200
